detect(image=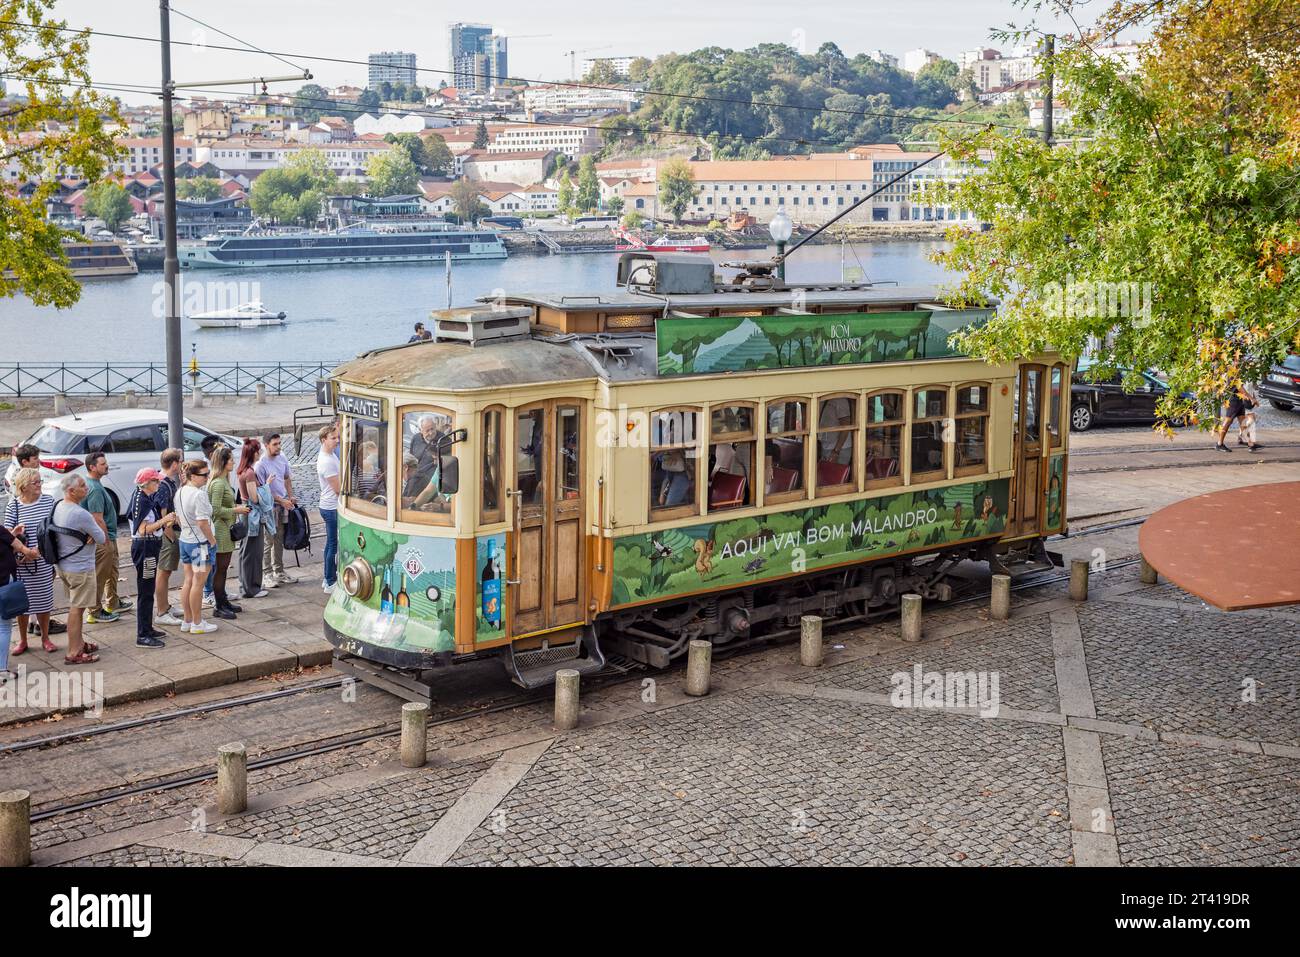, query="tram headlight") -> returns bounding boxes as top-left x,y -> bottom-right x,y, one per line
341,558 -> 375,600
